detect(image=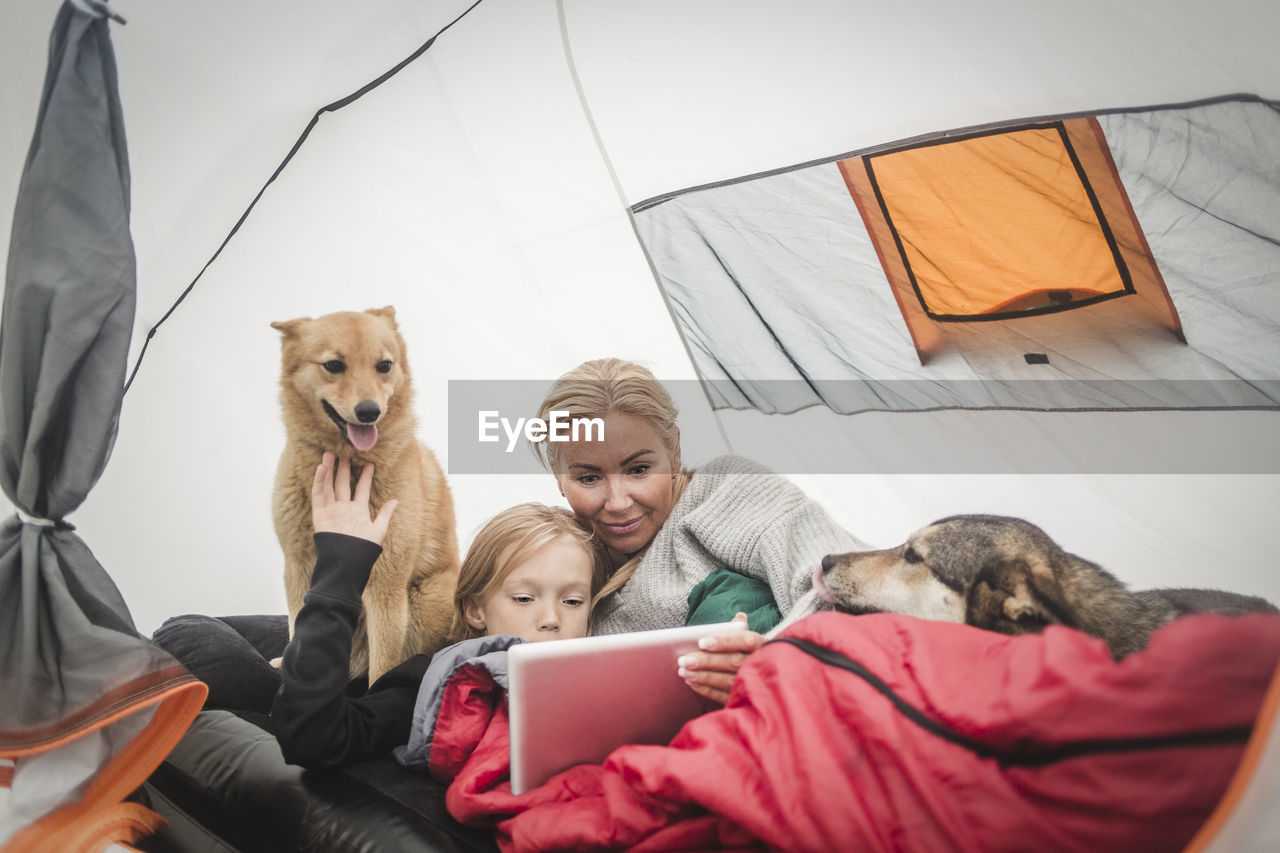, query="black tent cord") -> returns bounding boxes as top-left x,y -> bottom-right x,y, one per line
768,635 -> 1253,767
121,0 -> 486,396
